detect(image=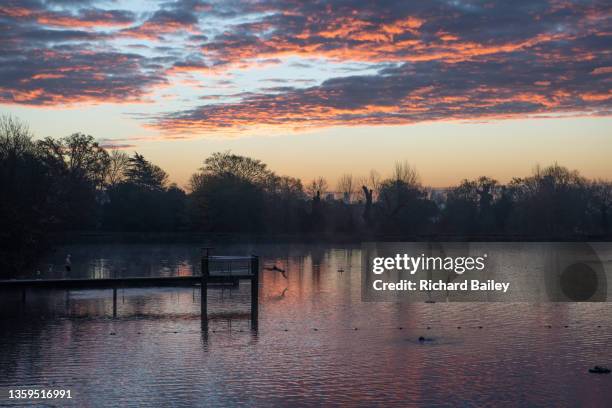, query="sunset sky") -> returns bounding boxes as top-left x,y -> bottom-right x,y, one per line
1,0 -> 610,188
